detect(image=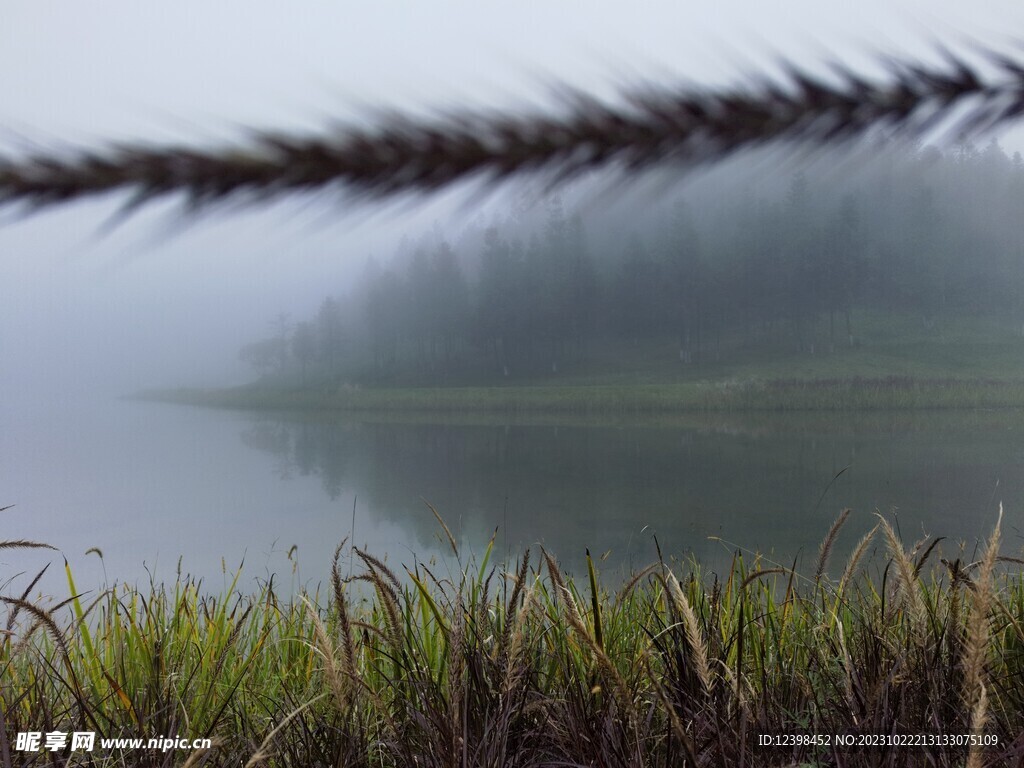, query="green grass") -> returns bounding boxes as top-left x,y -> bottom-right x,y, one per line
3,513 -> 1022,766
141,313 -> 1024,414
